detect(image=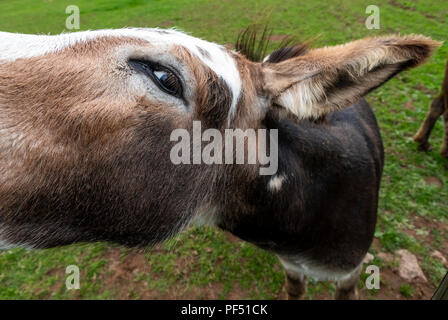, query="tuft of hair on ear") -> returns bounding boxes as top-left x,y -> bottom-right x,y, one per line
235,23 -> 309,63
265,43 -> 309,63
